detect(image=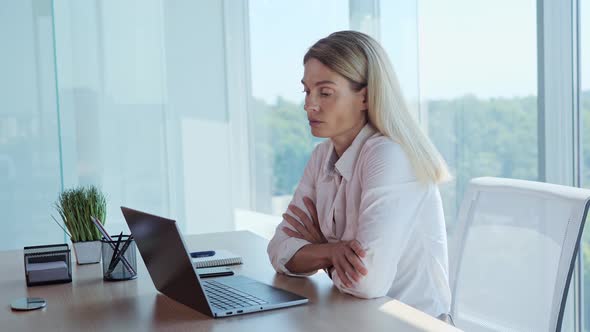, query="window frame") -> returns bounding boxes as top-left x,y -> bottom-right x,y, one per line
537,0 -> 582,330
